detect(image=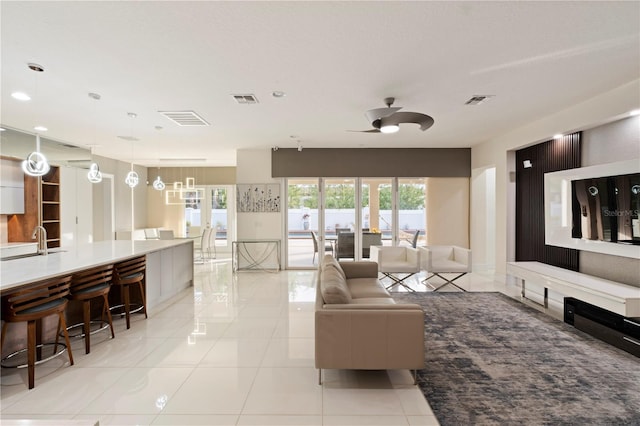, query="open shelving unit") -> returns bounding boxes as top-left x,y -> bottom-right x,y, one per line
41,166 -> 61,248
7,164 -> 61,249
